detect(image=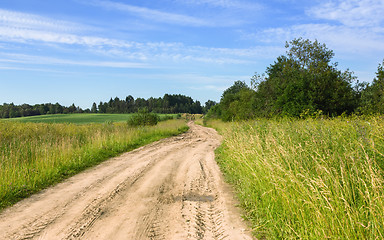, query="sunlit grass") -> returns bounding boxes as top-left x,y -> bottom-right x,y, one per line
0,119 -> 188,210
207,116 -> 384,239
